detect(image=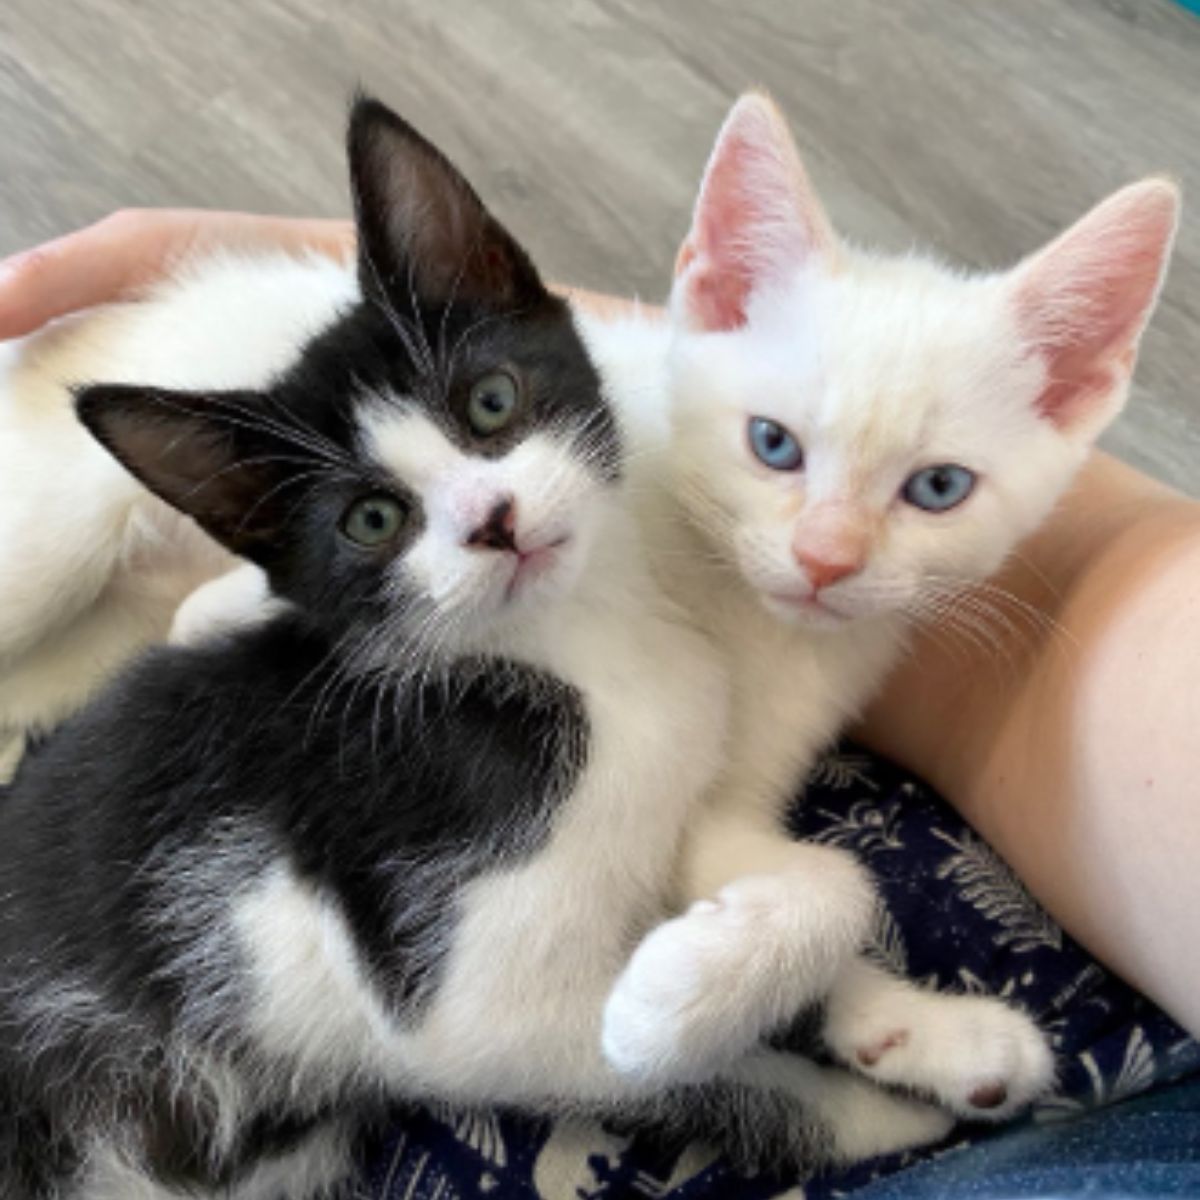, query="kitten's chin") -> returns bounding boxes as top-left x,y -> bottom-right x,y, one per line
476,535 -> 589,624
